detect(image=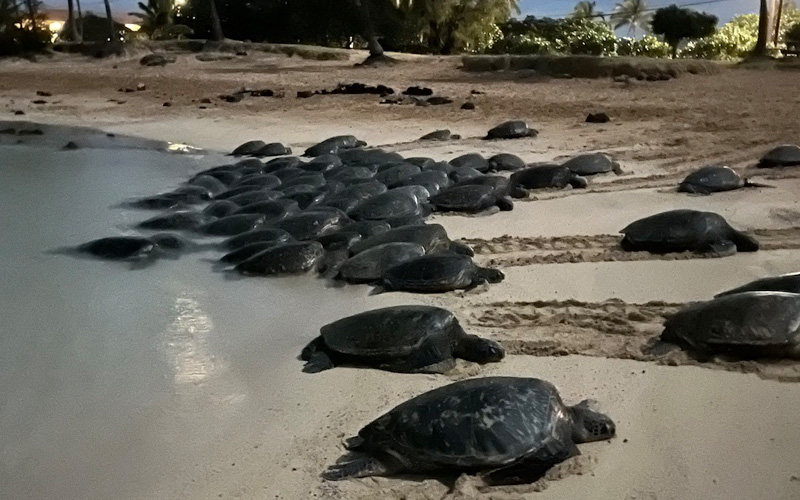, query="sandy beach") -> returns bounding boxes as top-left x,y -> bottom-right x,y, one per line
2,48 -> 800,500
